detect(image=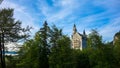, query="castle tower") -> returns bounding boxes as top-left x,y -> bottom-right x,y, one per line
73,24 -> 77,34
71,24 -> 87,50
82,30 -> 87,49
